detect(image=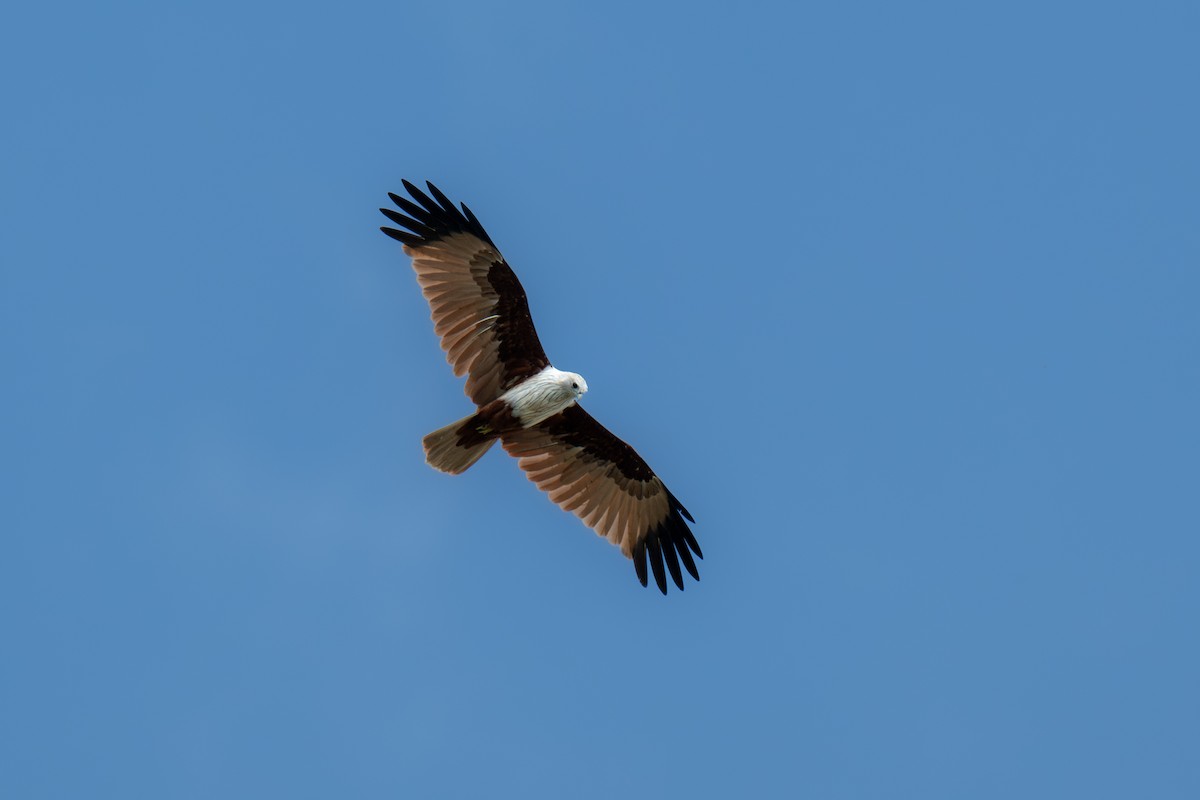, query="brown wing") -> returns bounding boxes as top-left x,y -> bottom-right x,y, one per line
380,181 -> 550,405
500,404 -> 701,594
